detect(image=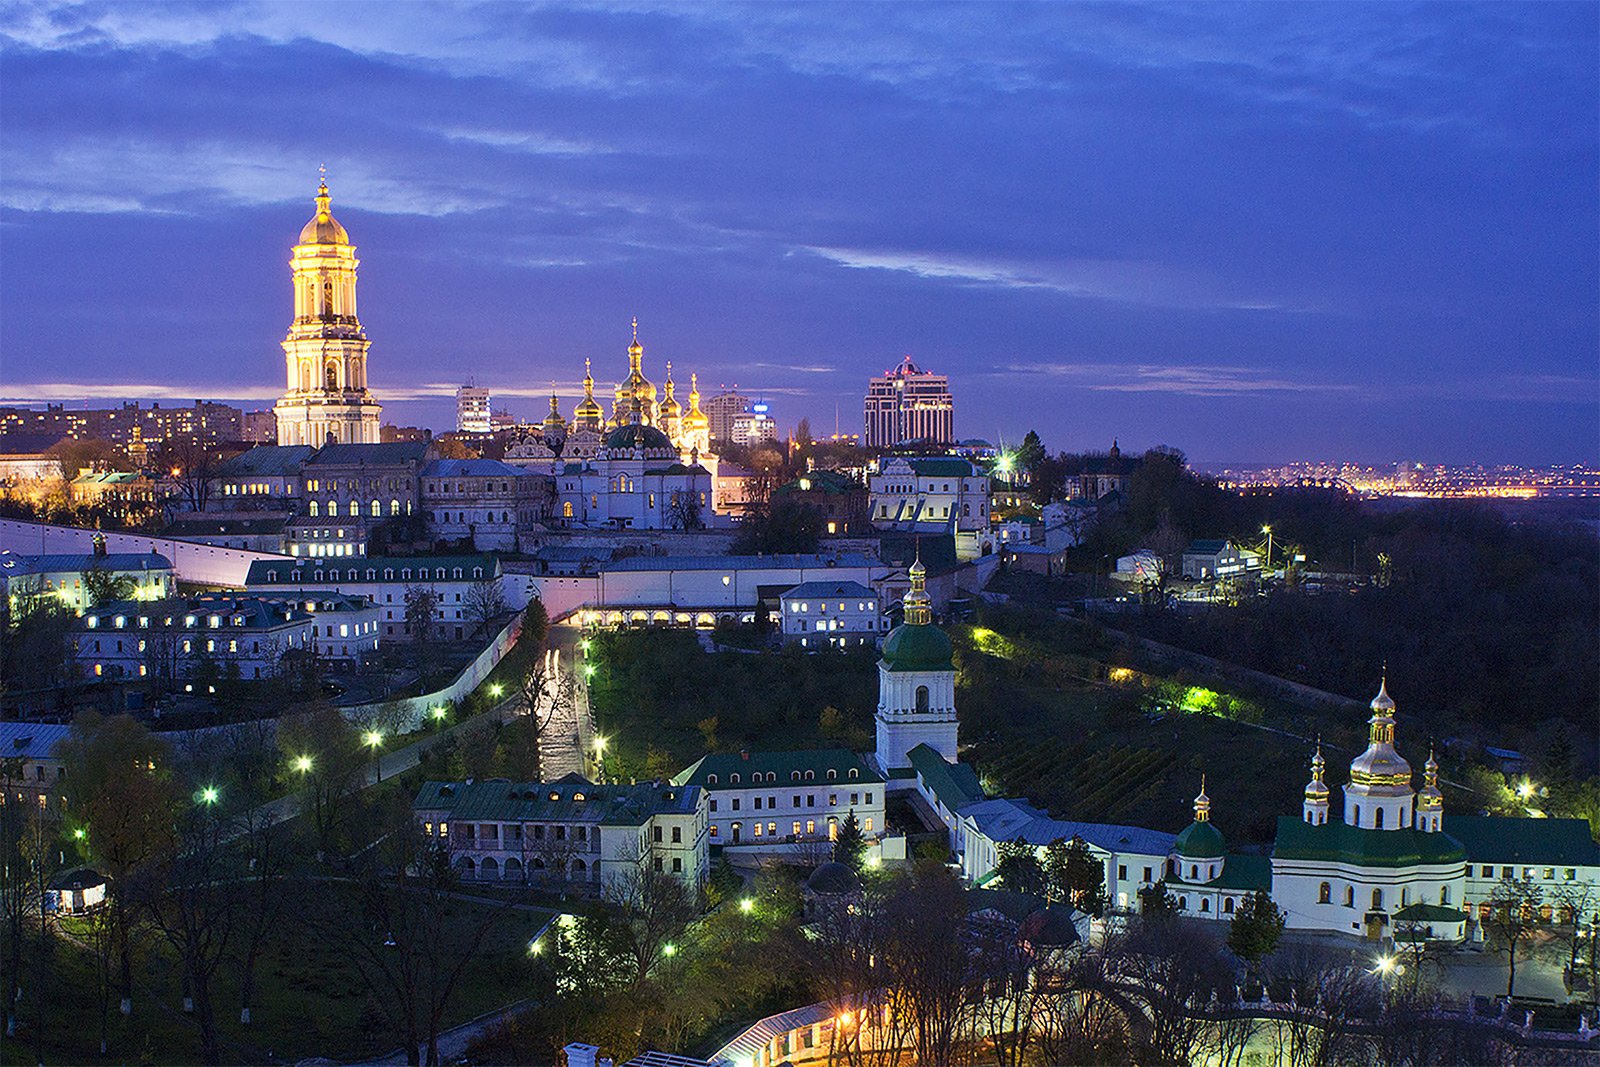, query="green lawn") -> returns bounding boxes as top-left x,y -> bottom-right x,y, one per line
10,881 -> 554,1065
